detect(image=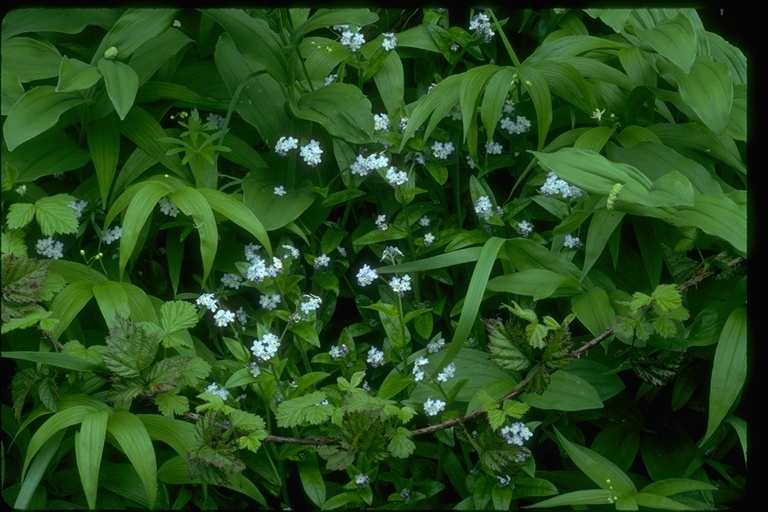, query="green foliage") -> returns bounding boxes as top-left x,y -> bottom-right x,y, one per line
2,6 -> 746,510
